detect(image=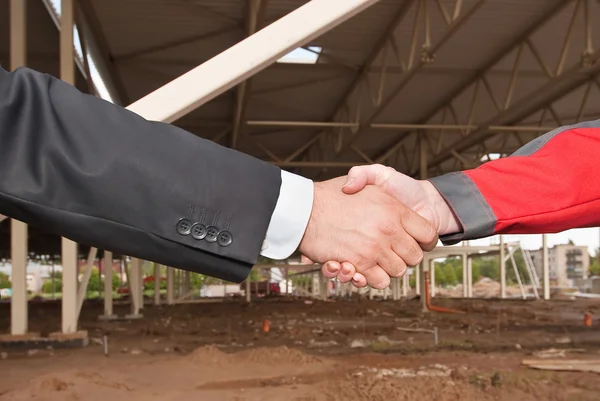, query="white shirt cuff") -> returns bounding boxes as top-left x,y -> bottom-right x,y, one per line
260,170 -> 314,260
